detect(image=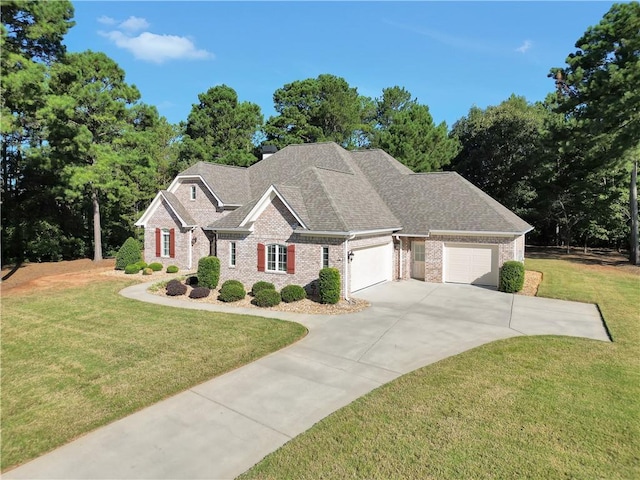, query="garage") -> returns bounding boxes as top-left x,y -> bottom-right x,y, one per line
350,242 -> 393,292
444,243 -> 499,287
